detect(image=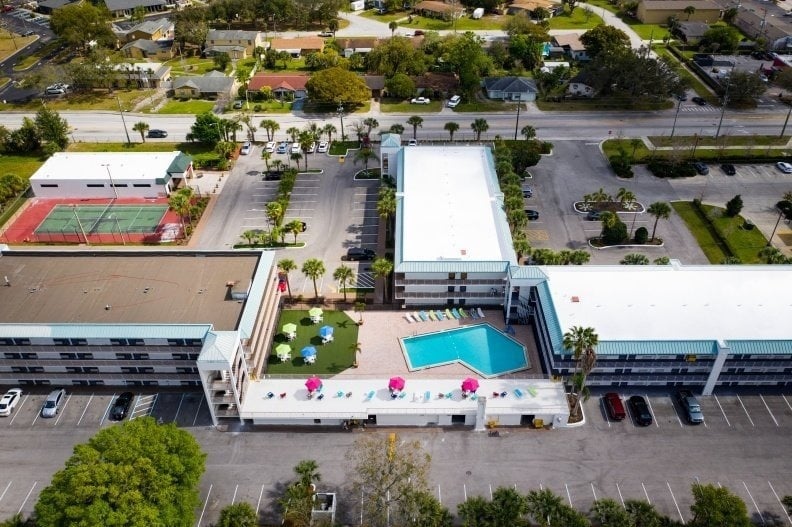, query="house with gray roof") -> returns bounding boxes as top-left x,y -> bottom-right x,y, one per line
36,0 -> 76,15
122,39 -> 175,60
482,77 -> 538,102
205,29 -> 264,59
173,71 -> 233,99
104,0 -> 167,17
